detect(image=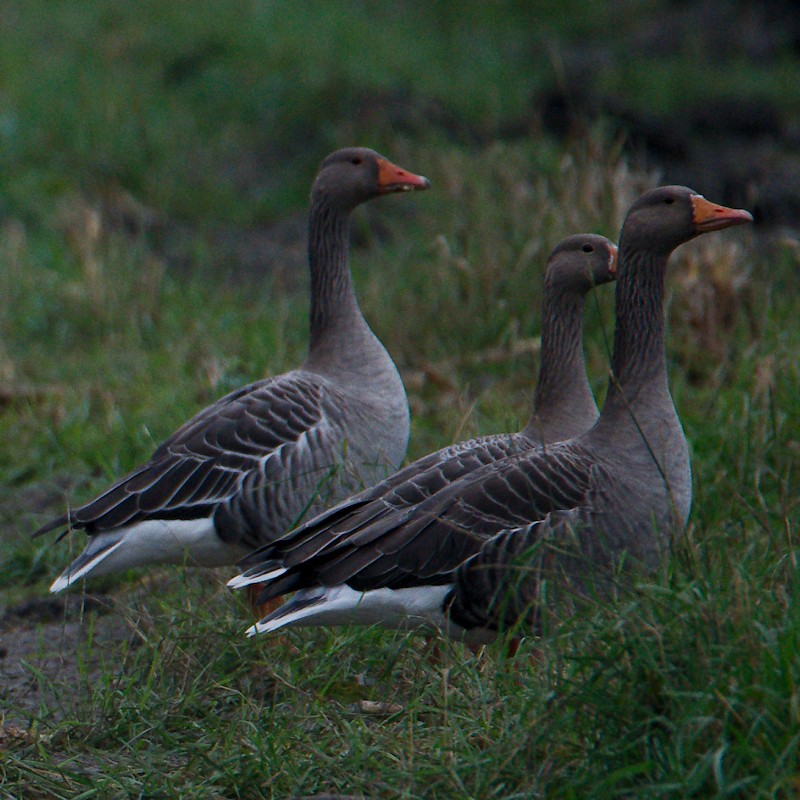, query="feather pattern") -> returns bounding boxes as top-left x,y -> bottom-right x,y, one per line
446,507 -> 598,634
256,442 -> 599,596
40,374 -> 335,541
